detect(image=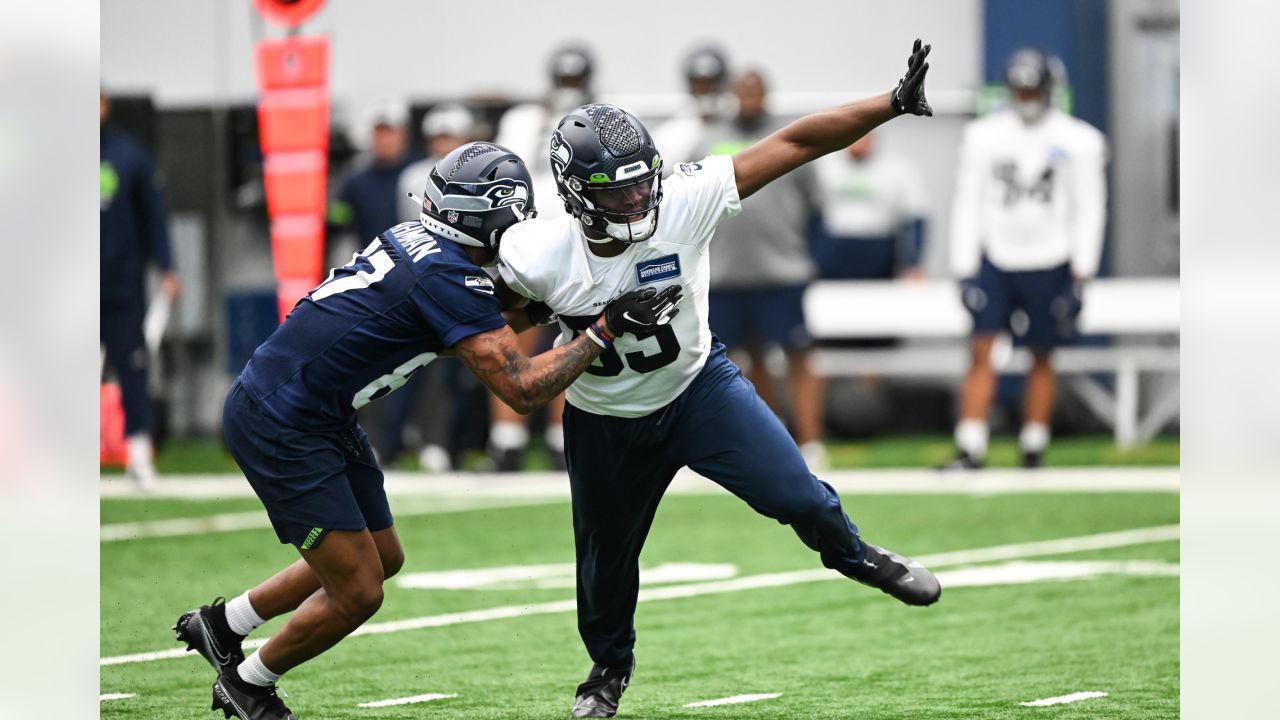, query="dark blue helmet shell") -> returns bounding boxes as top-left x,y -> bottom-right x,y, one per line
420,142 -> 535,252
